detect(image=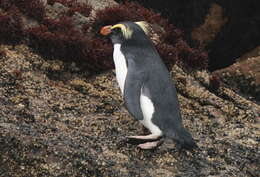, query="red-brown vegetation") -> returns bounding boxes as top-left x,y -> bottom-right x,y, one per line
93,1 -> 208,70
156,43 -> 178,68
0,0 -> 45,21
0,49 -> 6,58
0,6 -> 24,44
0,0 -> 208,72
28,16 -> 113,72
209,74 -> 222,91
14,0 -> 45,21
